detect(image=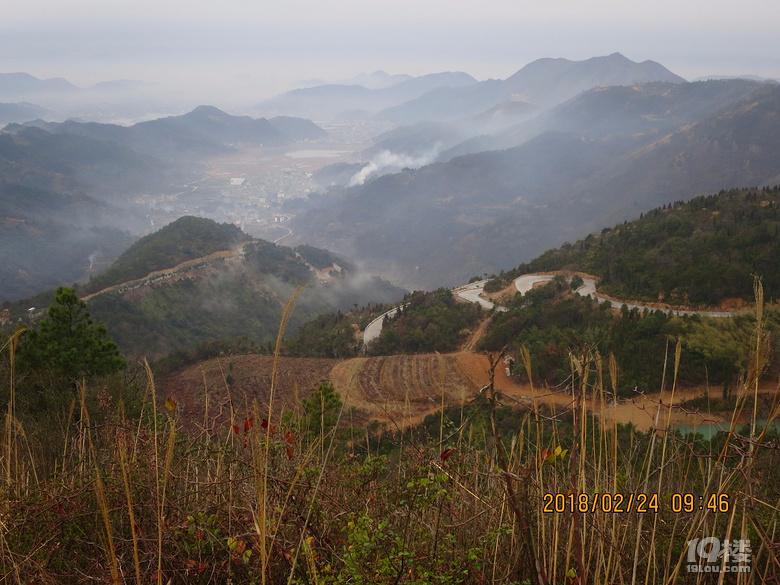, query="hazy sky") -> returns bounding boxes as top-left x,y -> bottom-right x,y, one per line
3,0 -> 780,106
